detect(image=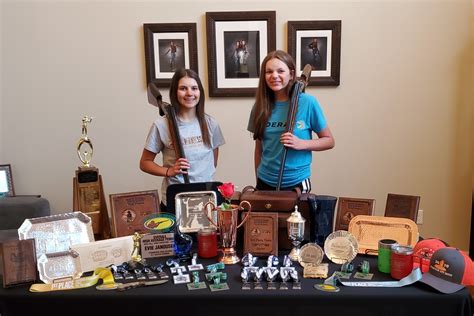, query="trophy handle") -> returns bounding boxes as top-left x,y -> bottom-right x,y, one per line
236,200 -> 252,229
203,201 -> 218,228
